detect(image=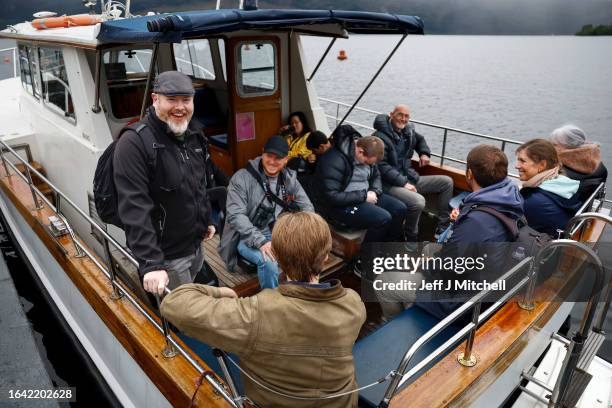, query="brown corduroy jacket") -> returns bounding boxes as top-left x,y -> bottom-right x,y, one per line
160,280 -> 366,407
